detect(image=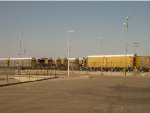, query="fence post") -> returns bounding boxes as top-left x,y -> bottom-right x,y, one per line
124,69 -> 126,76
7,74 -> 9,84
55,68 -> 56,77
